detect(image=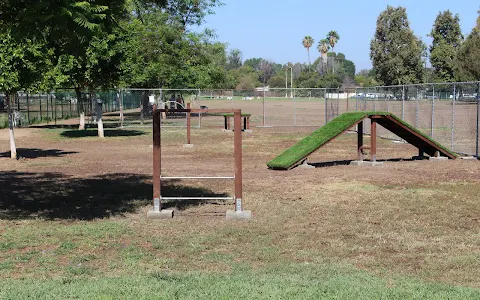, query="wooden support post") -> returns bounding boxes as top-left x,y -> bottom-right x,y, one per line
419,148 -> 424,157
234,111 -> 243,212
153,107 -> 161,212
186,103 -> 191,144
371,119 -> 377,162
358,121 -> 364,161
